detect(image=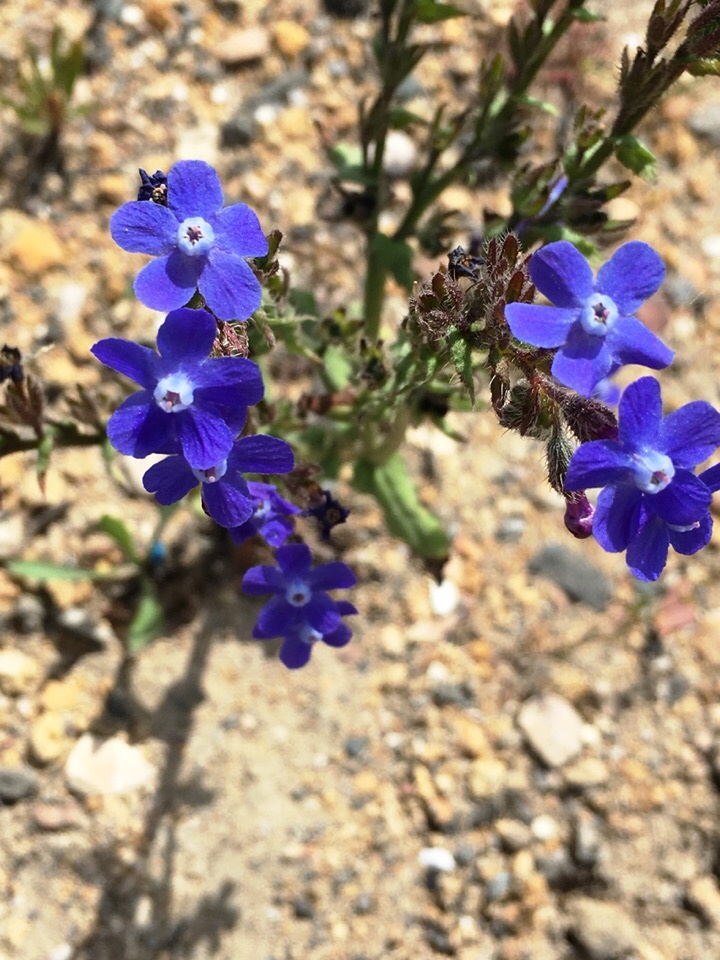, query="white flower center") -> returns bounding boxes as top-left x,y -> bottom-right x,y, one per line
177,217 -> 215,257
286,579 -> 311,607
191,459 -> 228,485
153,372 -> 194,412
632,450 -> 675,494
299,624 -> 322,645
580,292 -> 619,337
254,498 -> 272,521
